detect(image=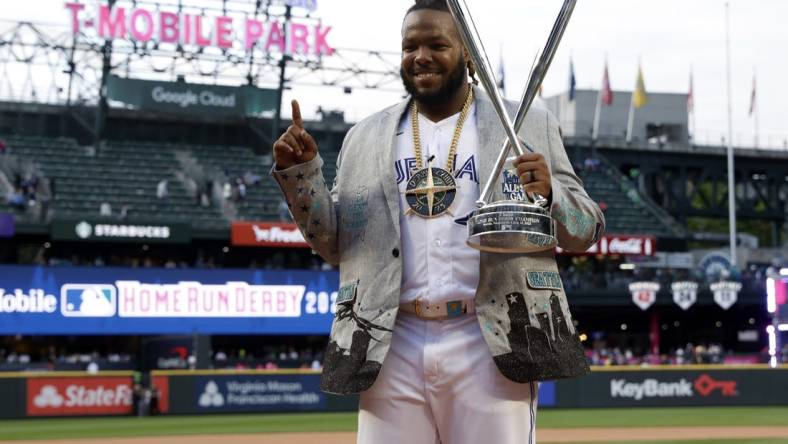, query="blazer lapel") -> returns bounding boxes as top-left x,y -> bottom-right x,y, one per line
377,98 -> 410,240
474,86 -> 507,203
